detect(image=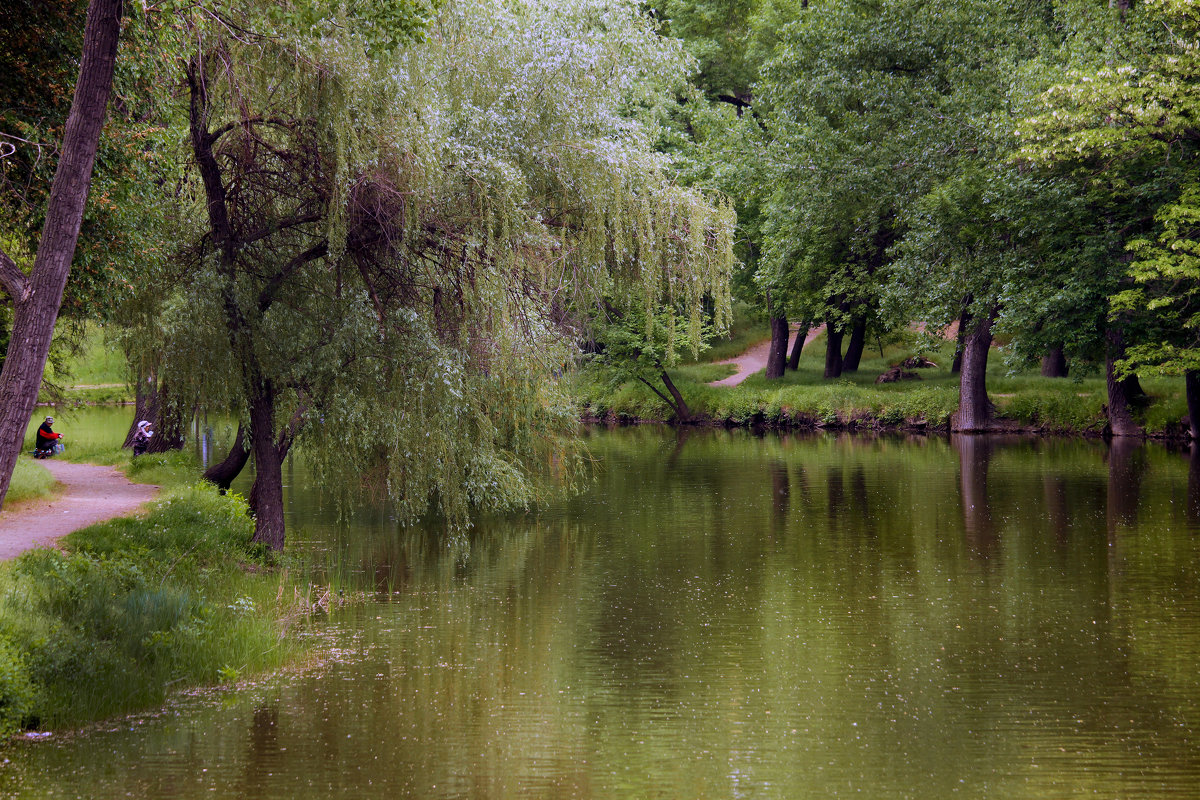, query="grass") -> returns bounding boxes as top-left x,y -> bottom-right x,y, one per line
4,459 -> 58,508
38,324 -> 133,405
576,330 -> 1189,437
682,300 -> 770,364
